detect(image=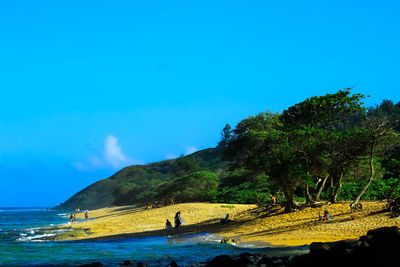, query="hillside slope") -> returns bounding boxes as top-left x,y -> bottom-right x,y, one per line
55,148 -> 228,210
